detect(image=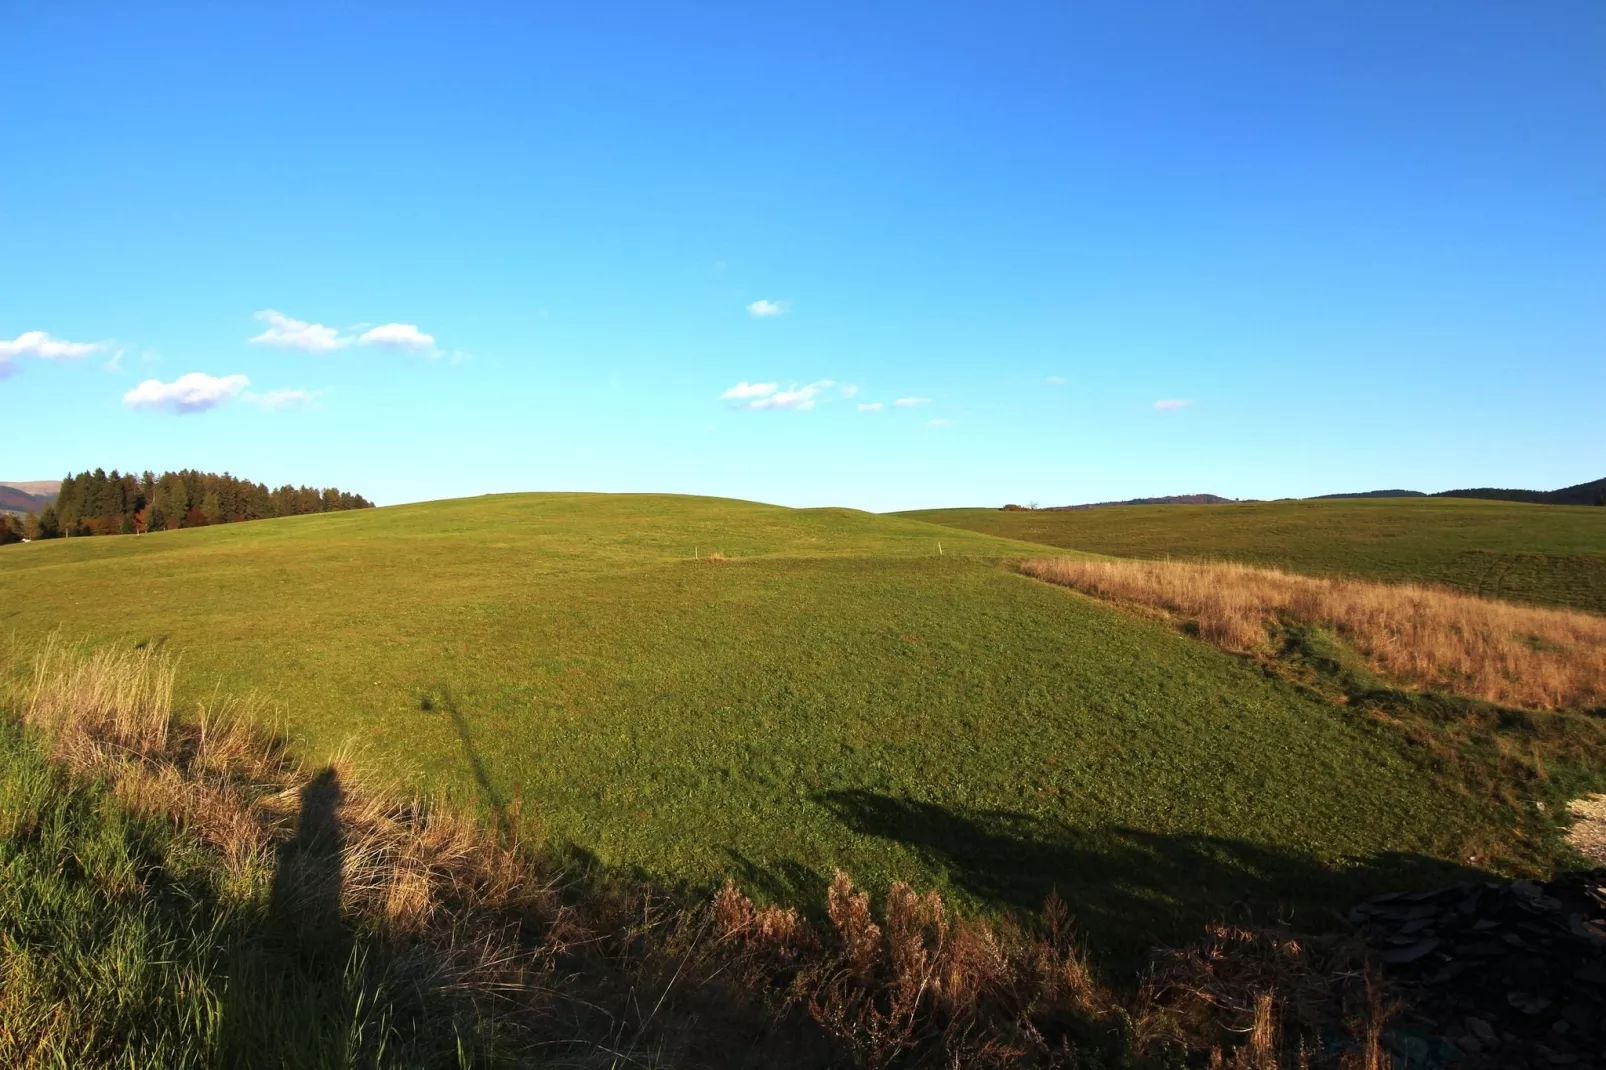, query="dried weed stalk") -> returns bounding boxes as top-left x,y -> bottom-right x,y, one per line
1022,556 -> 1606,710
